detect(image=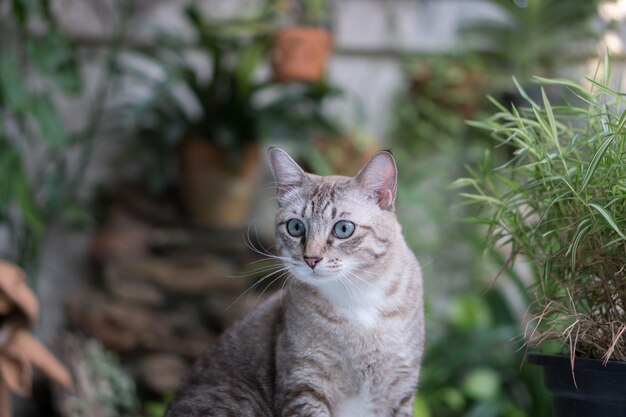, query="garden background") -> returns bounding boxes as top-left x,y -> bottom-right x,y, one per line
1,1 -> 625,416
